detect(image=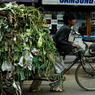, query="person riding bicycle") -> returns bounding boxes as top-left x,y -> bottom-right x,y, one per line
52,13 -> 86,92
49,13 -> 81,92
